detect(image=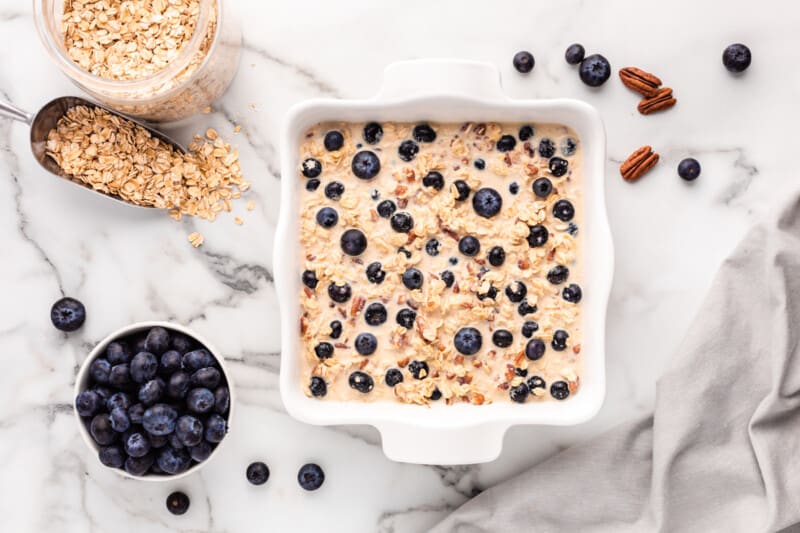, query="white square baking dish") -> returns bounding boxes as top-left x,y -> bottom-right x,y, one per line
275,59 -> 613,465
